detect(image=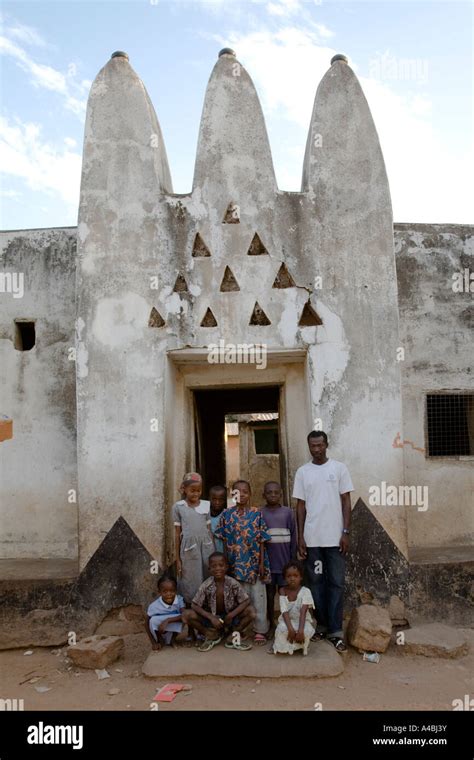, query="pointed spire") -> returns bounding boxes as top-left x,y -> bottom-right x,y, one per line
193,50 -> 277,201
301,54 -> 391,215
79,51 -> 172,212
